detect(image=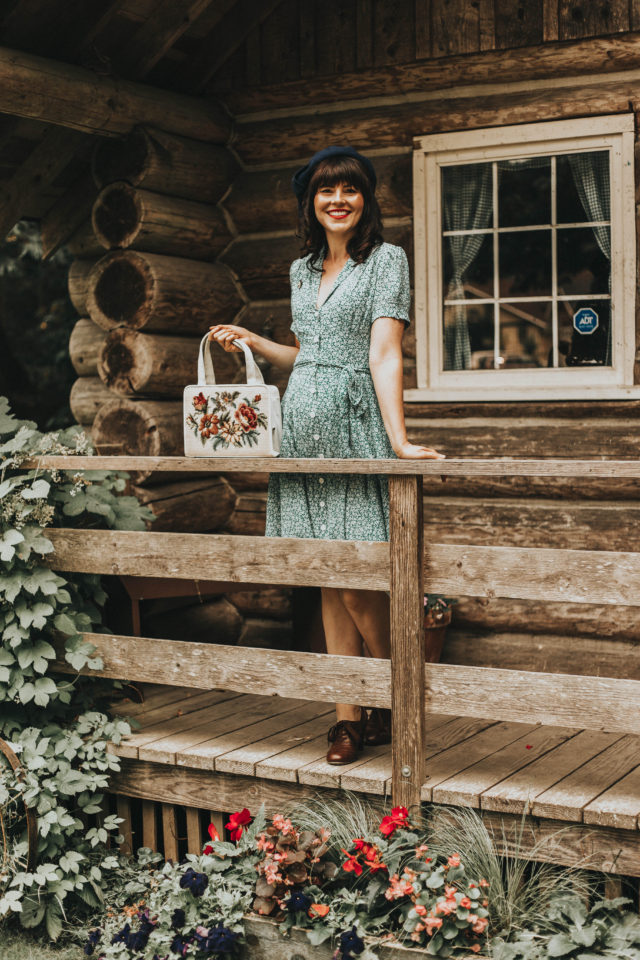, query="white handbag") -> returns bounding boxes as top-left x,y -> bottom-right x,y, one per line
184,332 -> 282,457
